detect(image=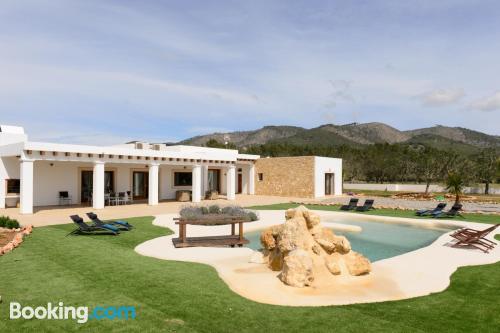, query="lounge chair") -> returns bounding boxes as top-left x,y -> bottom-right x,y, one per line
340,198 -> 359,211
68,215 -> 119,236
450,224 -> 499,253
356,199 -> 375,212
86,212 -> 133,230
451,224 -> 499,245
416,203 -> 447,216
432,203 -> 463,218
